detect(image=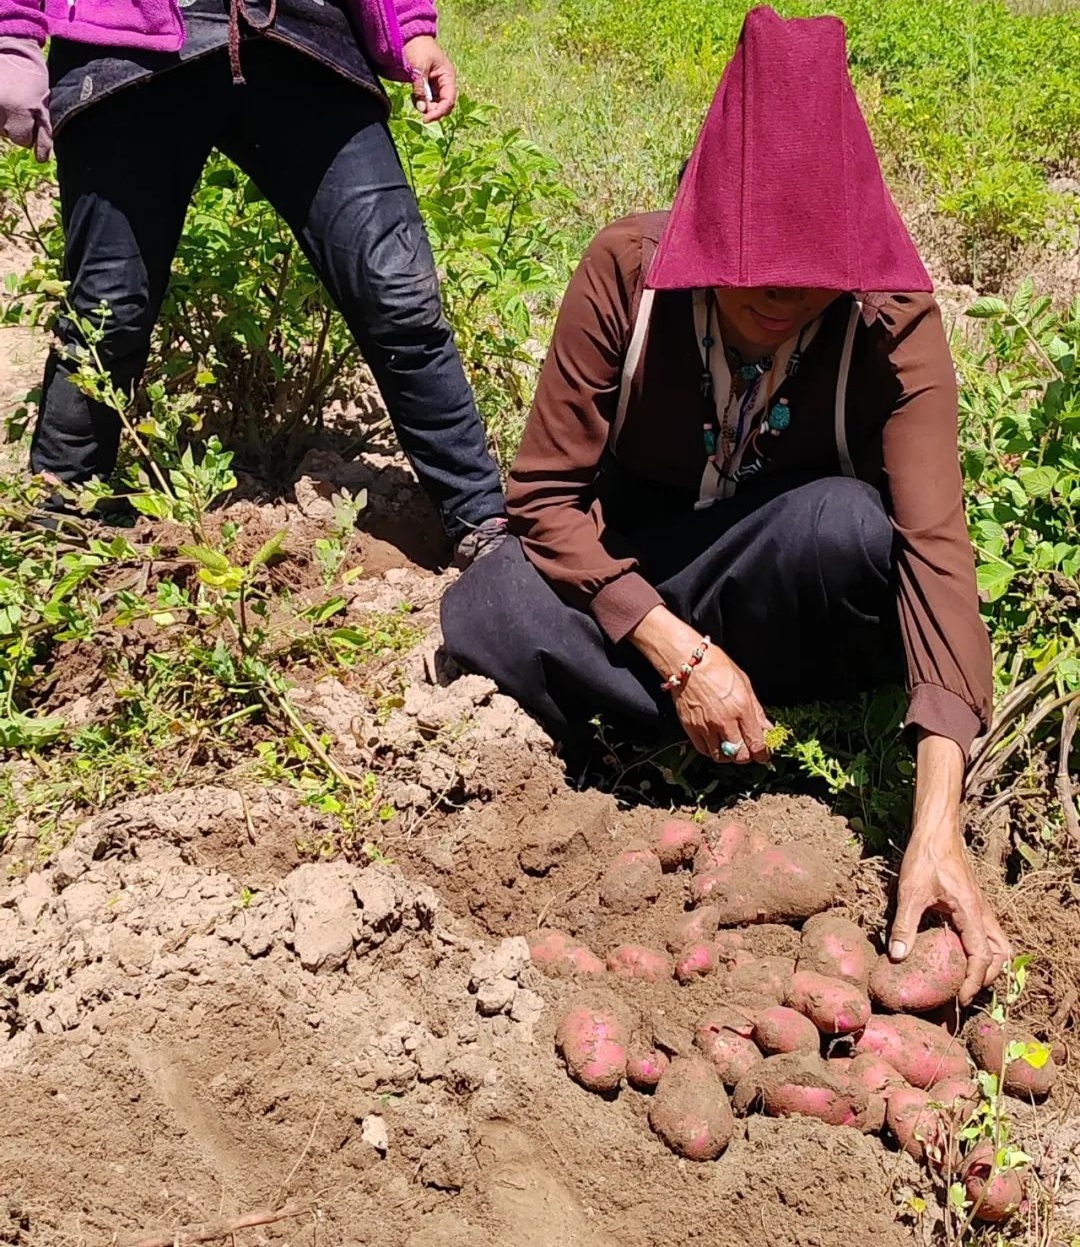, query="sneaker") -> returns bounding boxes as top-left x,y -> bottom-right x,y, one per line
453,515 -> 509,568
